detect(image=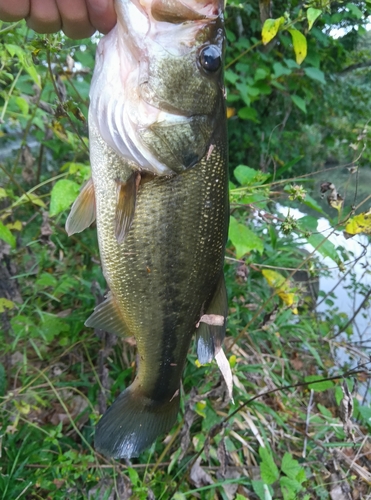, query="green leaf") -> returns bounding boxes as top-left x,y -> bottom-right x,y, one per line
302,194 -> 326,215
234,165 -> 268,186
259,447 -> 280,485
229,216 -> 264,258
304,67 -> 326,84
252,480 -> 273,500
280,476 -> 303,500
127,467 -> 140,486
40,315 -> 70,343
307,7 -> 322,30
357,405 -> 371,426
246,86 -> 260,97
49,179 -> 80,217
36,273 -> 59,288
5,43 -> 40,87
0,221 -> 16,248
298,216 -> 318,232
253,82 -> 272,95
62,161 -> 91,181
5,43 -> 25,59
262,17 -> 285,45
238,106 -> 259,122
291,95 -> 307,113
346,2 -> 363,18
281,453 -> 303,480
15,96 -> 29,116
306,233 -> 339,263
305,375 -> 334,392
225,70 -> 239,85
235,82 -> 251,106
273,62 -> 291,78
288,29 -> 307,64
303,341 -> 325,369
255,68 -> 268,81
317,403 -> 333,418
